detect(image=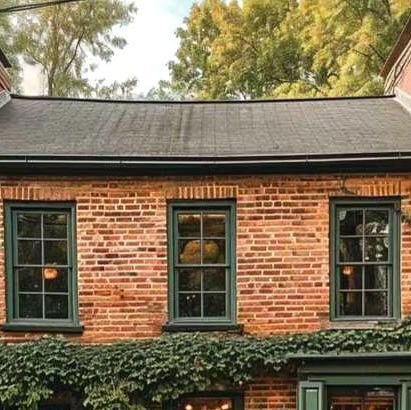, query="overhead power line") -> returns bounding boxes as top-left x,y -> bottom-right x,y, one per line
0,0 -> 86,14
